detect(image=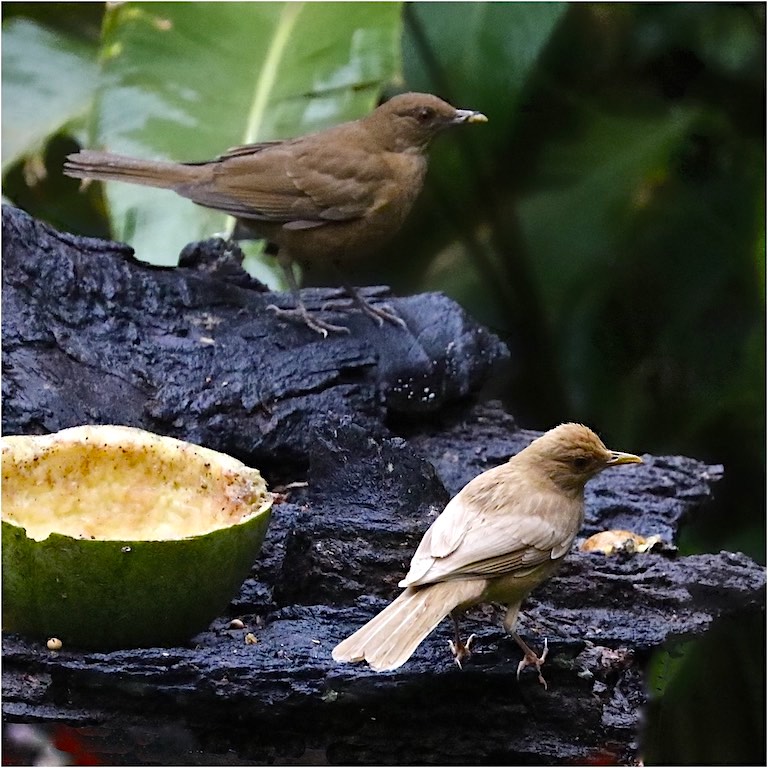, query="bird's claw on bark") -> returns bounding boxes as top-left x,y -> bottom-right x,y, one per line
516,636 -> 549,689
449,632 -> 476,669
320,297 -> 408,330
358,301 -> 408,330
266,304 -> 350,336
